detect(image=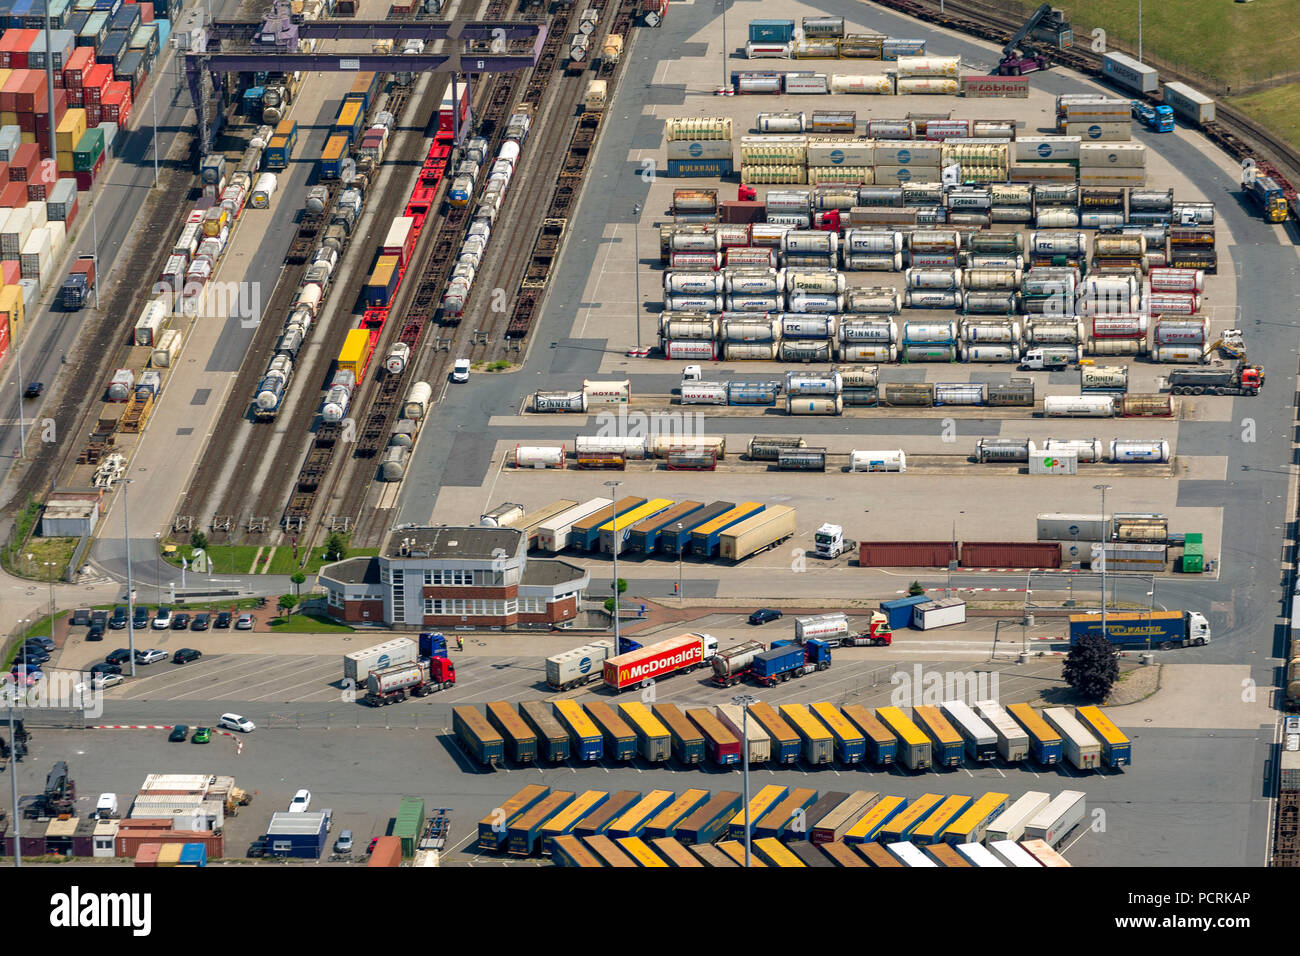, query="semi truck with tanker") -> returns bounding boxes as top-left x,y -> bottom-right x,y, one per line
711,641 -> 767,687
364,657 -> 456,705
793,611 -> 892,646
1166,362 -> 1264,396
